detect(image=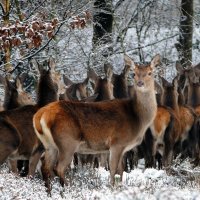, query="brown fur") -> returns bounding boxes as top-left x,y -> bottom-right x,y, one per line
150,106 -> 176,168
0,58 -> 60,176
33,54 -> 160,189
62,75 -> 89,101
160,77 -> 195,164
